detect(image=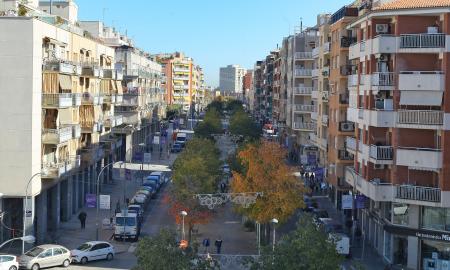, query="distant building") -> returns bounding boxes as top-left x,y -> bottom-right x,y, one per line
219,65 -> 246,94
